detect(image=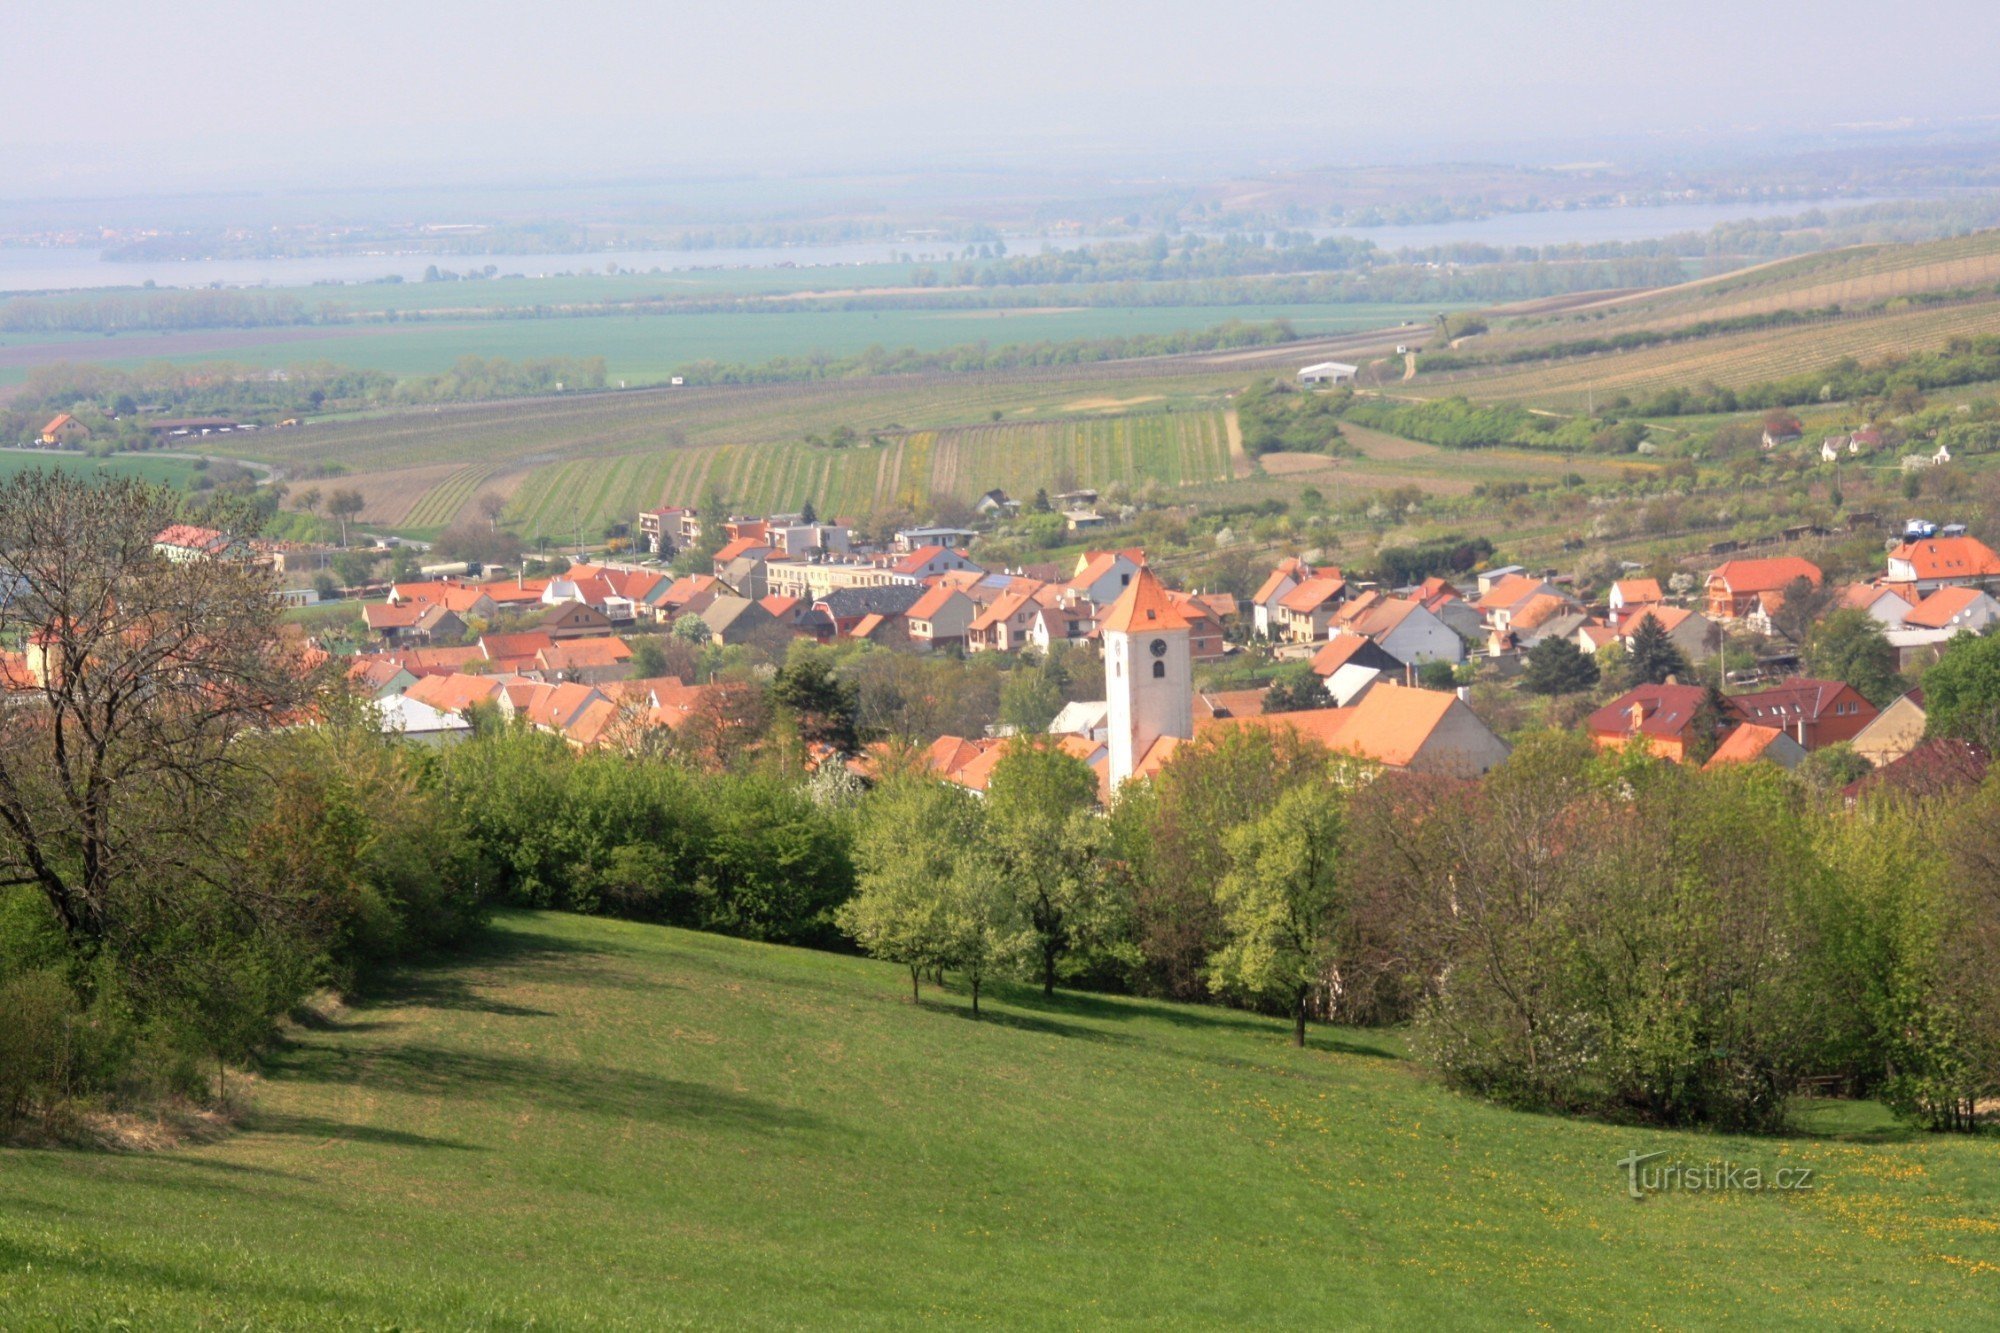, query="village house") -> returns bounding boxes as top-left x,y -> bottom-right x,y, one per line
1839,582 -> 1916,631
1850,690 -> 1928,768
1725,678 -> 1878,750
1883,534 -> 2000,594
375,694 -> 472,746
1704,557 -> 1822,621
1587,683 -> 1715,762
636,505 -> 697,556
886,545 -> 982,583
1606,578 -> 1664,617
699,595 -> 779,645
1250,559 -> 1333,638
1613,605 -> 1716,662
1066,549 -> 1147,606
1329,595 -> 1464,666
1702,723 -> 1806,772
154,523 -> 246,564
1901,585 -> 2000,636
1307,634 -> 1404,706
1272,576 -> 1350,644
